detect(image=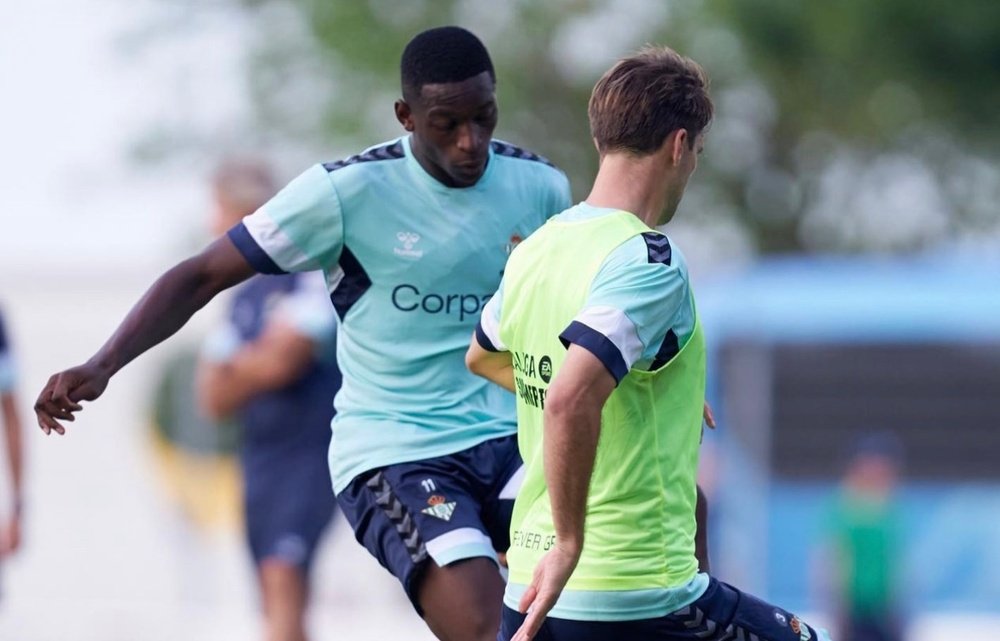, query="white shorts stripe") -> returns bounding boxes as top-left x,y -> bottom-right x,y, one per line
498,464 -> 525,500
425,527 -> 496,566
